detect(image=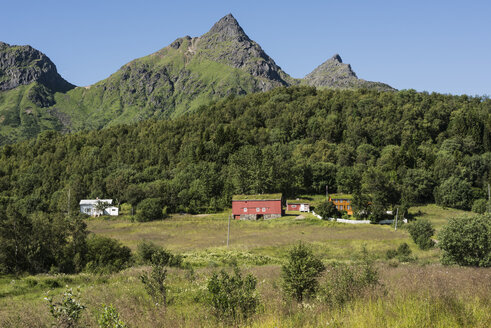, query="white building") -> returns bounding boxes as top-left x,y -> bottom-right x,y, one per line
79,199 -> 119,217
